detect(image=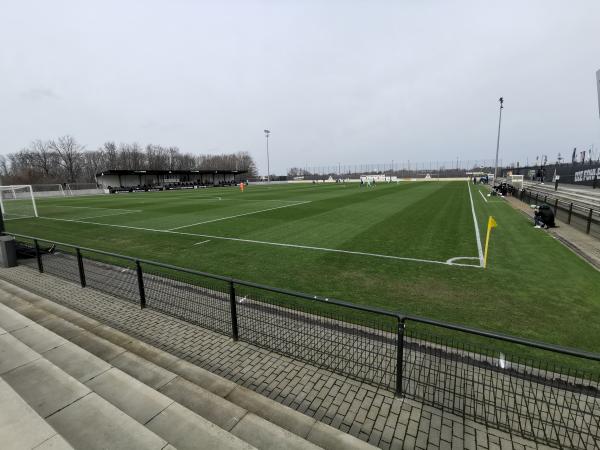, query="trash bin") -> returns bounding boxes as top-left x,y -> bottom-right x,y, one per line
0,235 -> 17,268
